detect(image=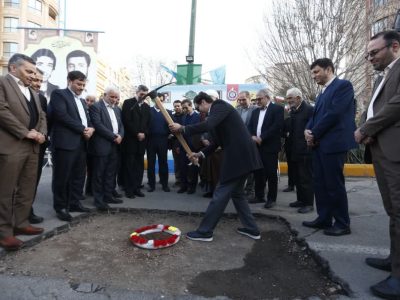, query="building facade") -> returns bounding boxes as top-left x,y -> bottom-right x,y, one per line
0,0 -> 60,74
